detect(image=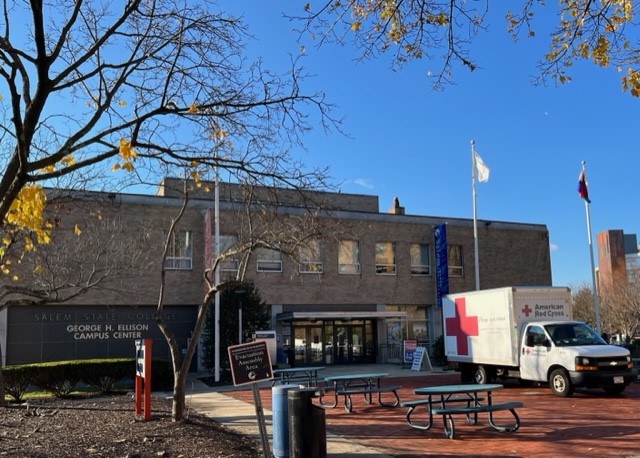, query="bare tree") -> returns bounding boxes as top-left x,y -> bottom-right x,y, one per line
0,0 -> 337,237
0,191 -> 157,406
0,0 -> 338,406
599,278 -> 640,343
0,193 -> 156,306
571,283 -> 598,329
154,180 -> 341,421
